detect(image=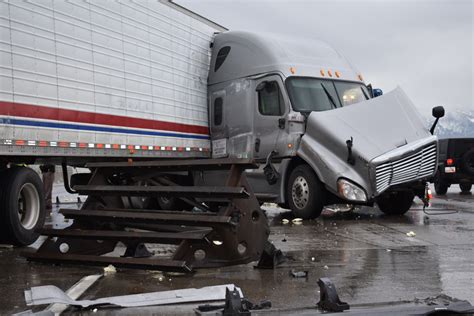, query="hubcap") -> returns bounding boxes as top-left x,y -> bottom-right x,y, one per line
17,183 -> 40,230
291,176 -> 309,209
